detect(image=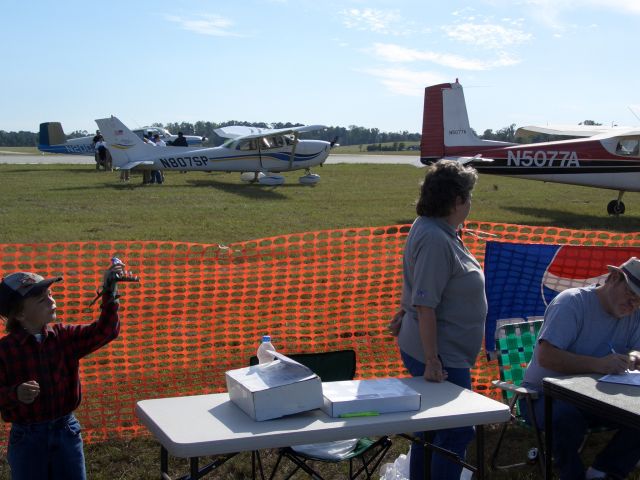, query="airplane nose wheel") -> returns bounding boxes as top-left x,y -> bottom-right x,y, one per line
299,168 -> 320,185
607,200 -> 625,215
